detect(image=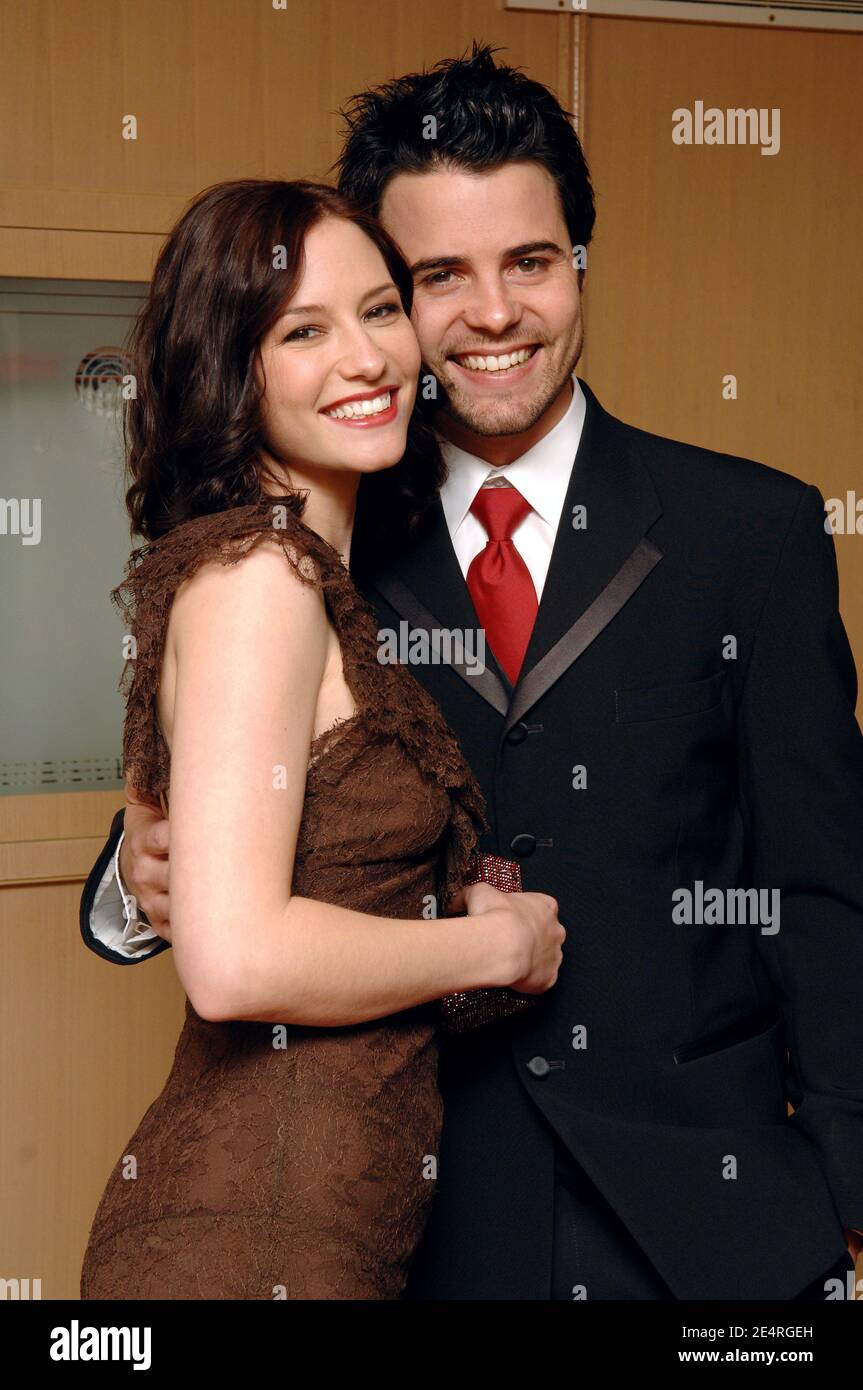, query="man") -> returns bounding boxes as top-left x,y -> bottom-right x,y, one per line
81,44 -> 863,1300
